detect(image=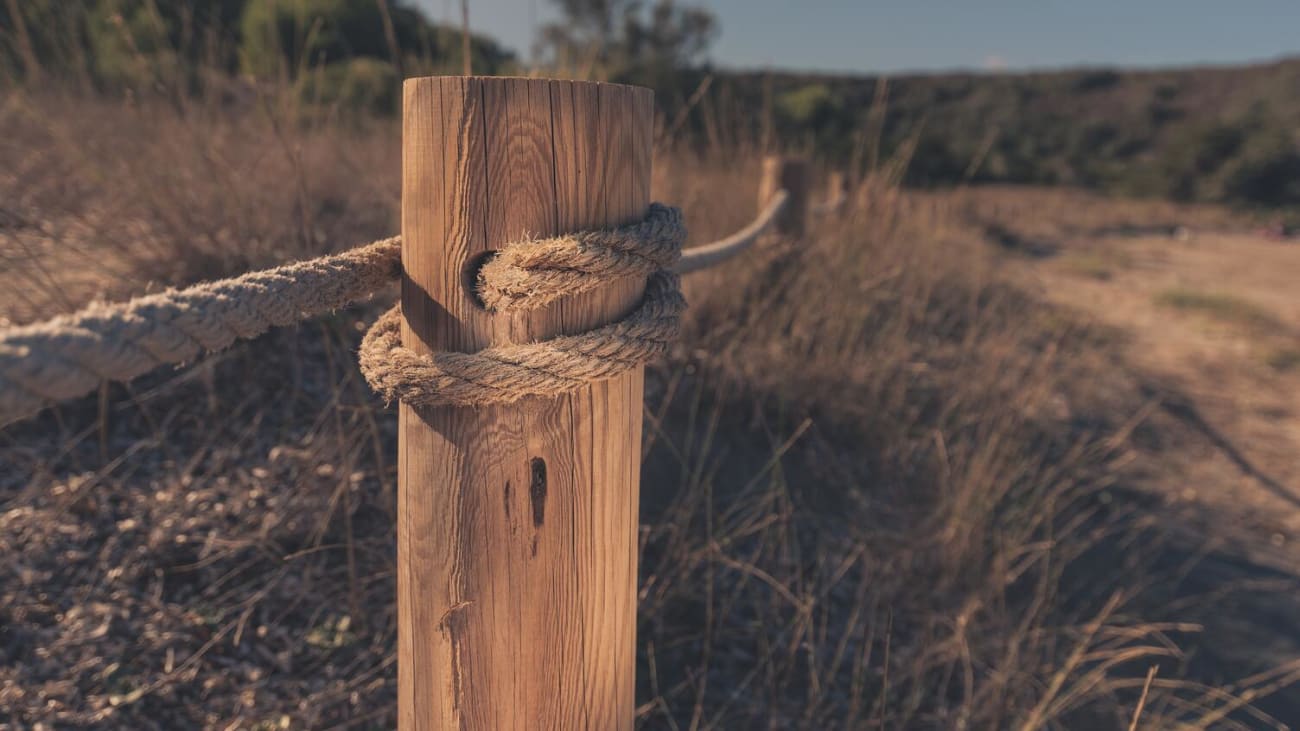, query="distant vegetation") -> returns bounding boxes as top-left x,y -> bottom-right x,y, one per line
3,1 -> 1299,209
699,61 -> 1300,209
0,0 -> 513,103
